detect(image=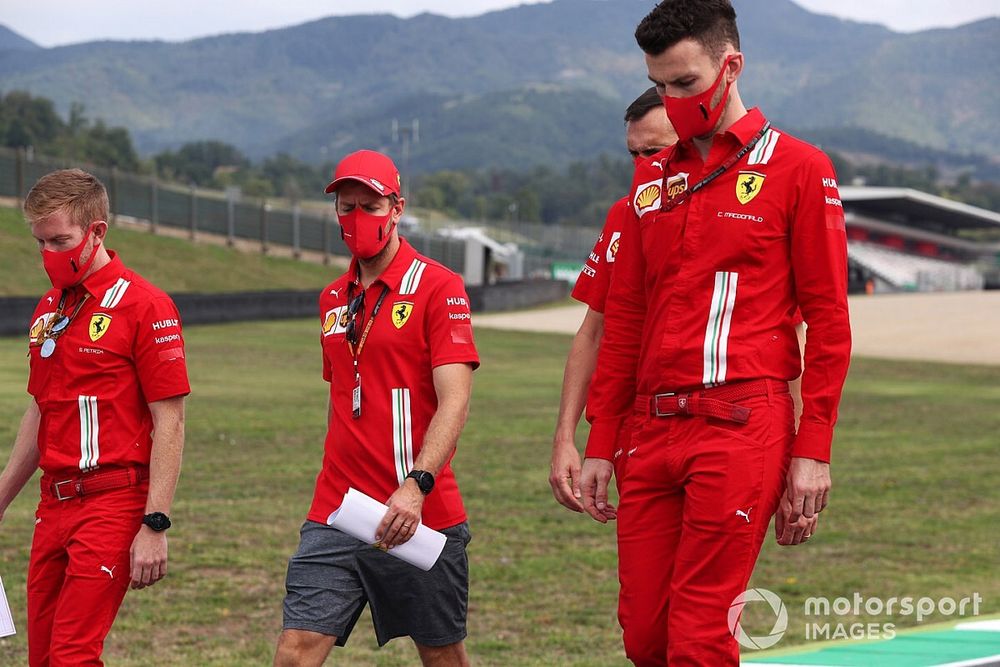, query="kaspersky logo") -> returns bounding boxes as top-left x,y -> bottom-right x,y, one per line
728,588 -> 788,649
